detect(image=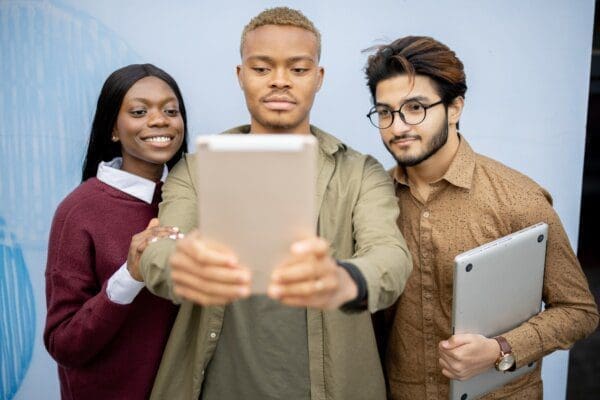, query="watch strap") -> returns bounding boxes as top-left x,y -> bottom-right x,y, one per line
494,335 -> 512,355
